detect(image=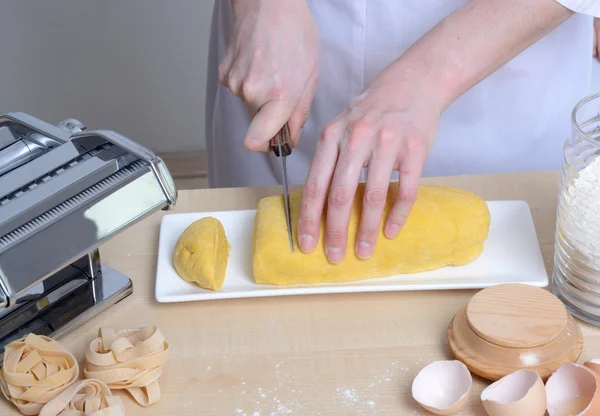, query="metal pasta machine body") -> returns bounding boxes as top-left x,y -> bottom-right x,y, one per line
0,112 -> 177,354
